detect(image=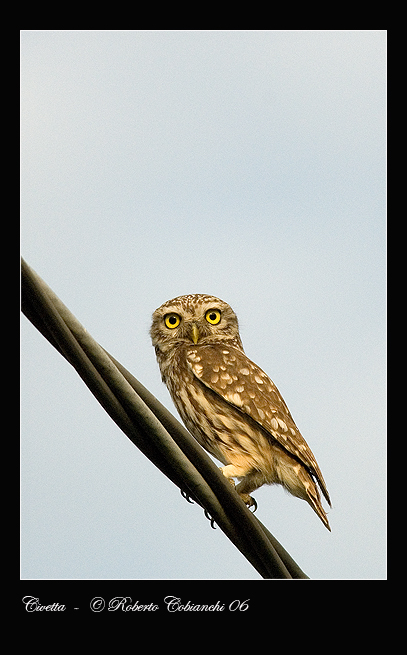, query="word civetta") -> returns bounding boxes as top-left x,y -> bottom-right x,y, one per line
22,596 -> 250,613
